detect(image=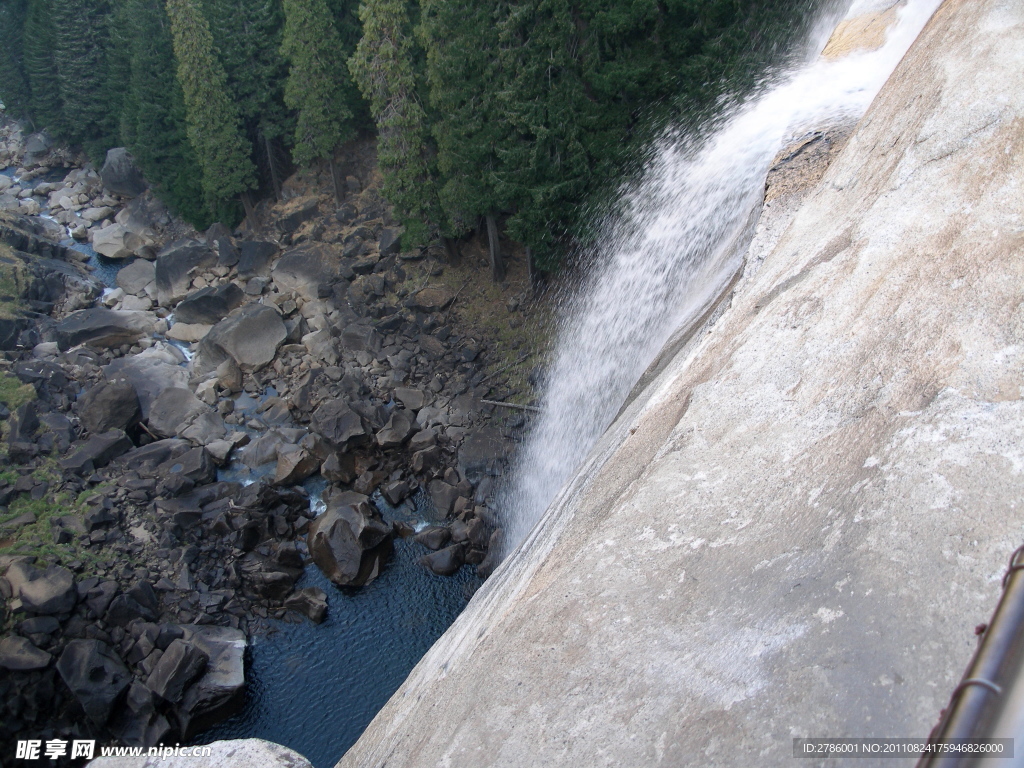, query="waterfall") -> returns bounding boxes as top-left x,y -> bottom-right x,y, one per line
499,0 -> 943,555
